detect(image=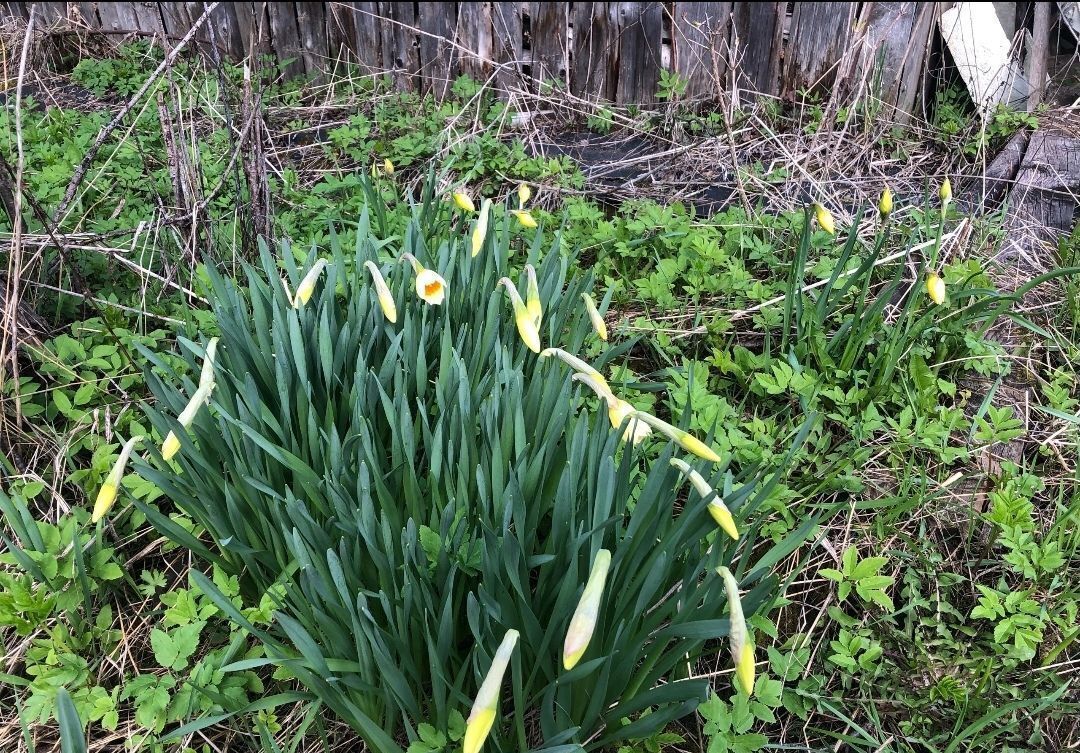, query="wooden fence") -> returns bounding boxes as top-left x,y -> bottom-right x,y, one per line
0,2 -> 1019,113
